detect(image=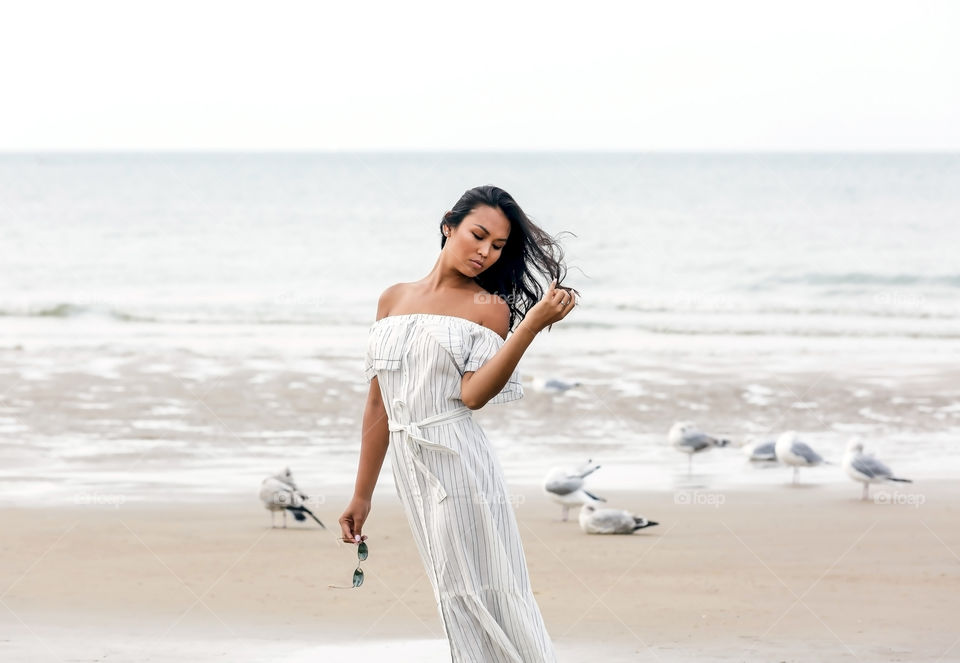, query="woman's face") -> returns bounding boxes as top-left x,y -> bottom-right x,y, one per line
447,205 -> 511,276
